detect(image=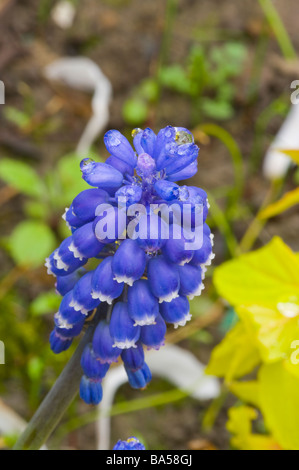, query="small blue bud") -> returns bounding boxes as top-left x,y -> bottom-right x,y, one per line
154,180 -> 179,201
136,153 -> 156,177
80,159 -> 124,189
160,295 -> 191,328
92,320 -> 121,364
141,128 -> 156,156
104,130 -> 137,168
167,160 -> 198,182
115,184 -> 142,205
91,256 -> 124,304
109,302 -> 140,349
140,314 -> 167,350
113,437 -> 145,450
112,239 -> 146,286
81,343 -> 110,379
128,279 -> 159,326
79,375 -> 103,405
165,143 -> 199,175
106,155 -> 134,176
125,362 -> 152,389
63,204 -> 85,230
121,342 -> 144,371
55,236 -> 88,271
49,329 -> 72,354
162,227 -> 194,266
58,291 -> 88,325
147,256 -> 180,303
154,126 -> 176,170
